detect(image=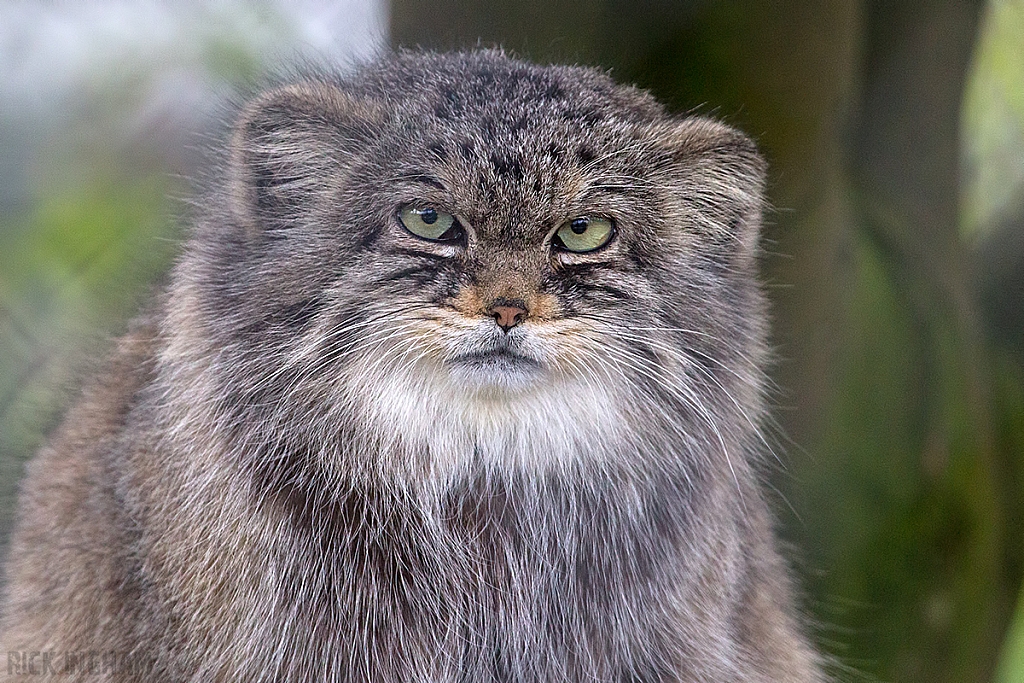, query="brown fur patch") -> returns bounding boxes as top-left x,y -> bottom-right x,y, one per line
451,285 -> 560,324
